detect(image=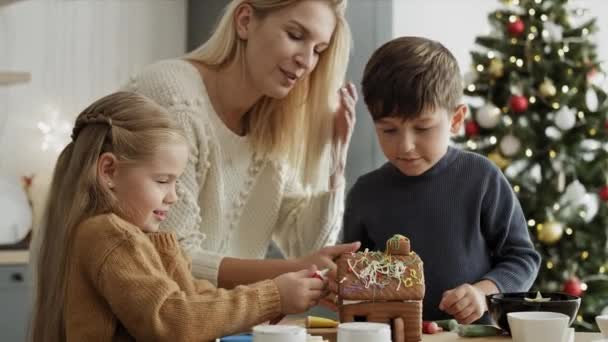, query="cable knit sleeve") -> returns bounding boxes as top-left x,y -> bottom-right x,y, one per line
95,238 -> 282,342
272,164 -> 345,258
125,61 -> 225,284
